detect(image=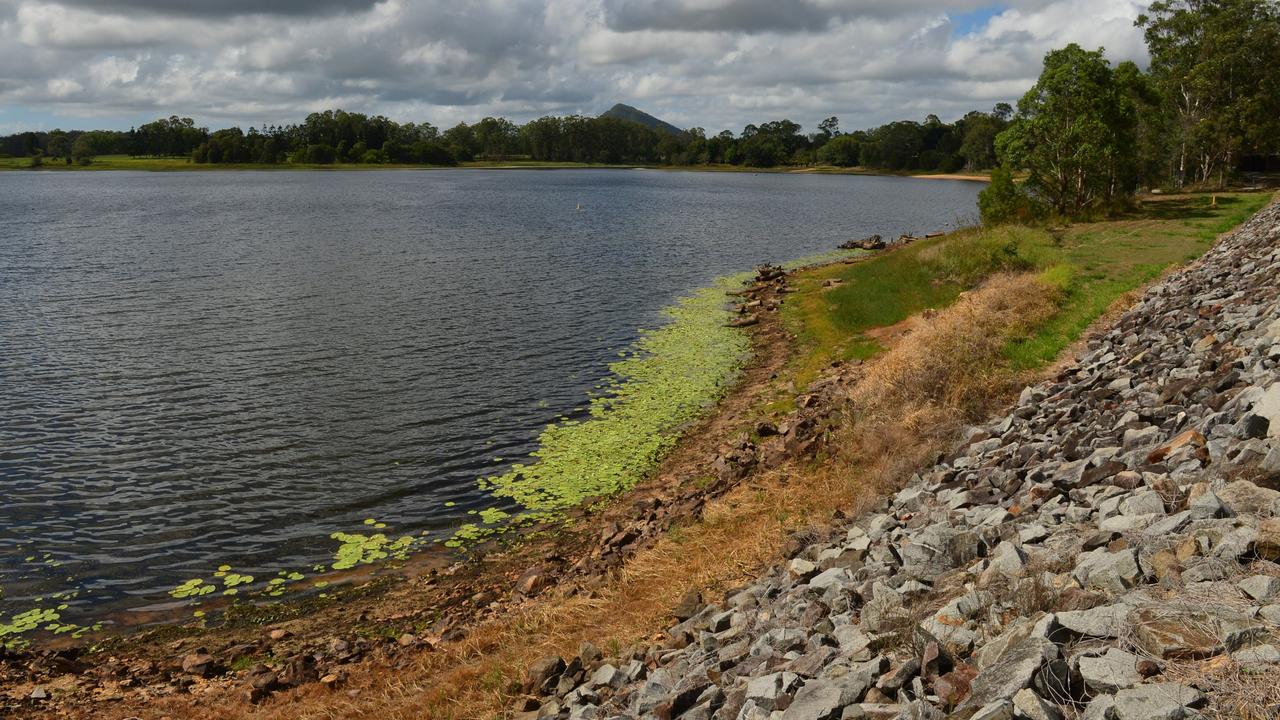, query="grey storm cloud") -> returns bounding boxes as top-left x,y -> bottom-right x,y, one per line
0,0 -> 1151,135
51,0 -> 379,17
603,0 -> 848,33
600,0 -> 1012,34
